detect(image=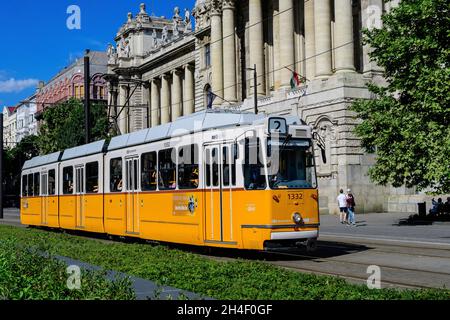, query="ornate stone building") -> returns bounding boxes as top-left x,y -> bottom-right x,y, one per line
35,51 -> 108,116
108,1 -> 413,214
